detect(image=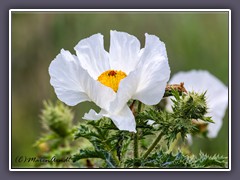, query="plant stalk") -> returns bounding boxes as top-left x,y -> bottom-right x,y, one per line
130,100 -> 142,168
133,132 -> 139,159
142,132 -> 163,159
